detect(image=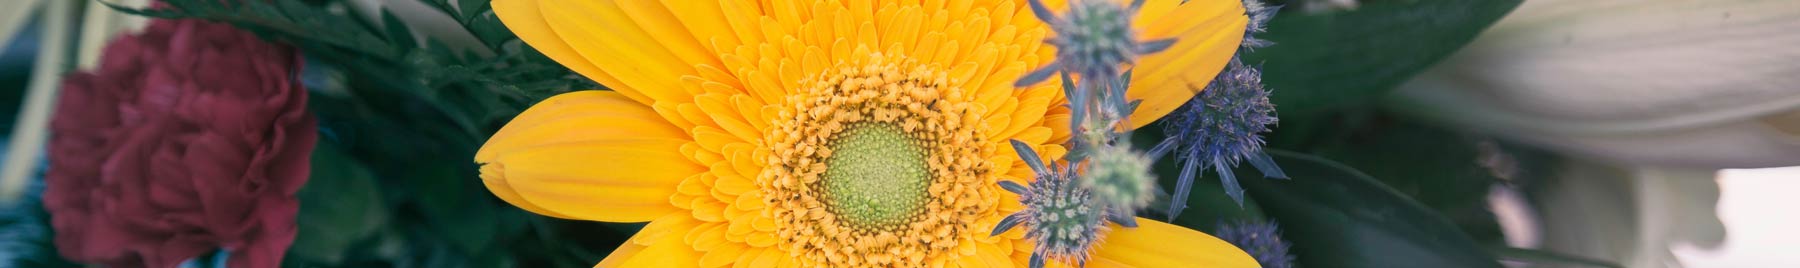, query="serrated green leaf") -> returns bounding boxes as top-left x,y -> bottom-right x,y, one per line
110,0 -> 403,59
468,15 -> 514,47
458,0 -> 493,24
380,9 -> 417,54
422,0 -> 460,19
1248,0 -> 1522,115
1236,150 -> 1503,268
